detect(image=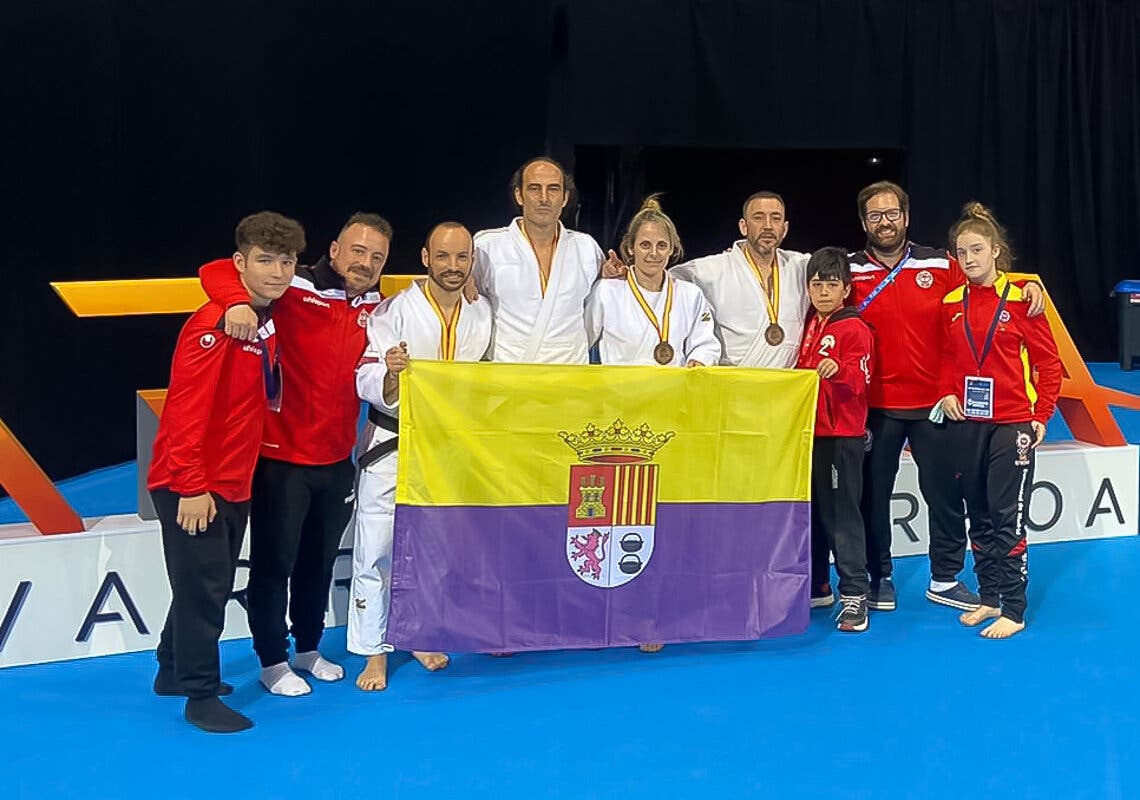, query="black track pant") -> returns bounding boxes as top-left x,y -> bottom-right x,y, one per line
811,436 -> 870,597
951,421 -> 1034,624
861,410 -> 967,582
246,457 -> 355,667
154,489 -> 249,699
